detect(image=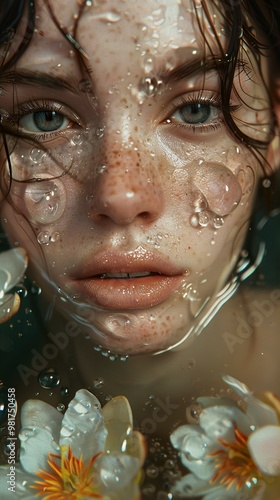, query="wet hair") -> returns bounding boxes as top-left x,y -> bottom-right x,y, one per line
0,0 -> 280,180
